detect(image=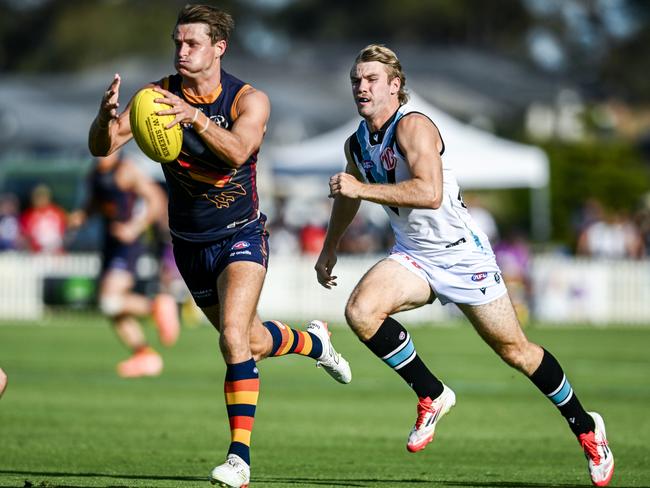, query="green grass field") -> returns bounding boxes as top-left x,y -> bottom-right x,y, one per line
0,314 -> 649,488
